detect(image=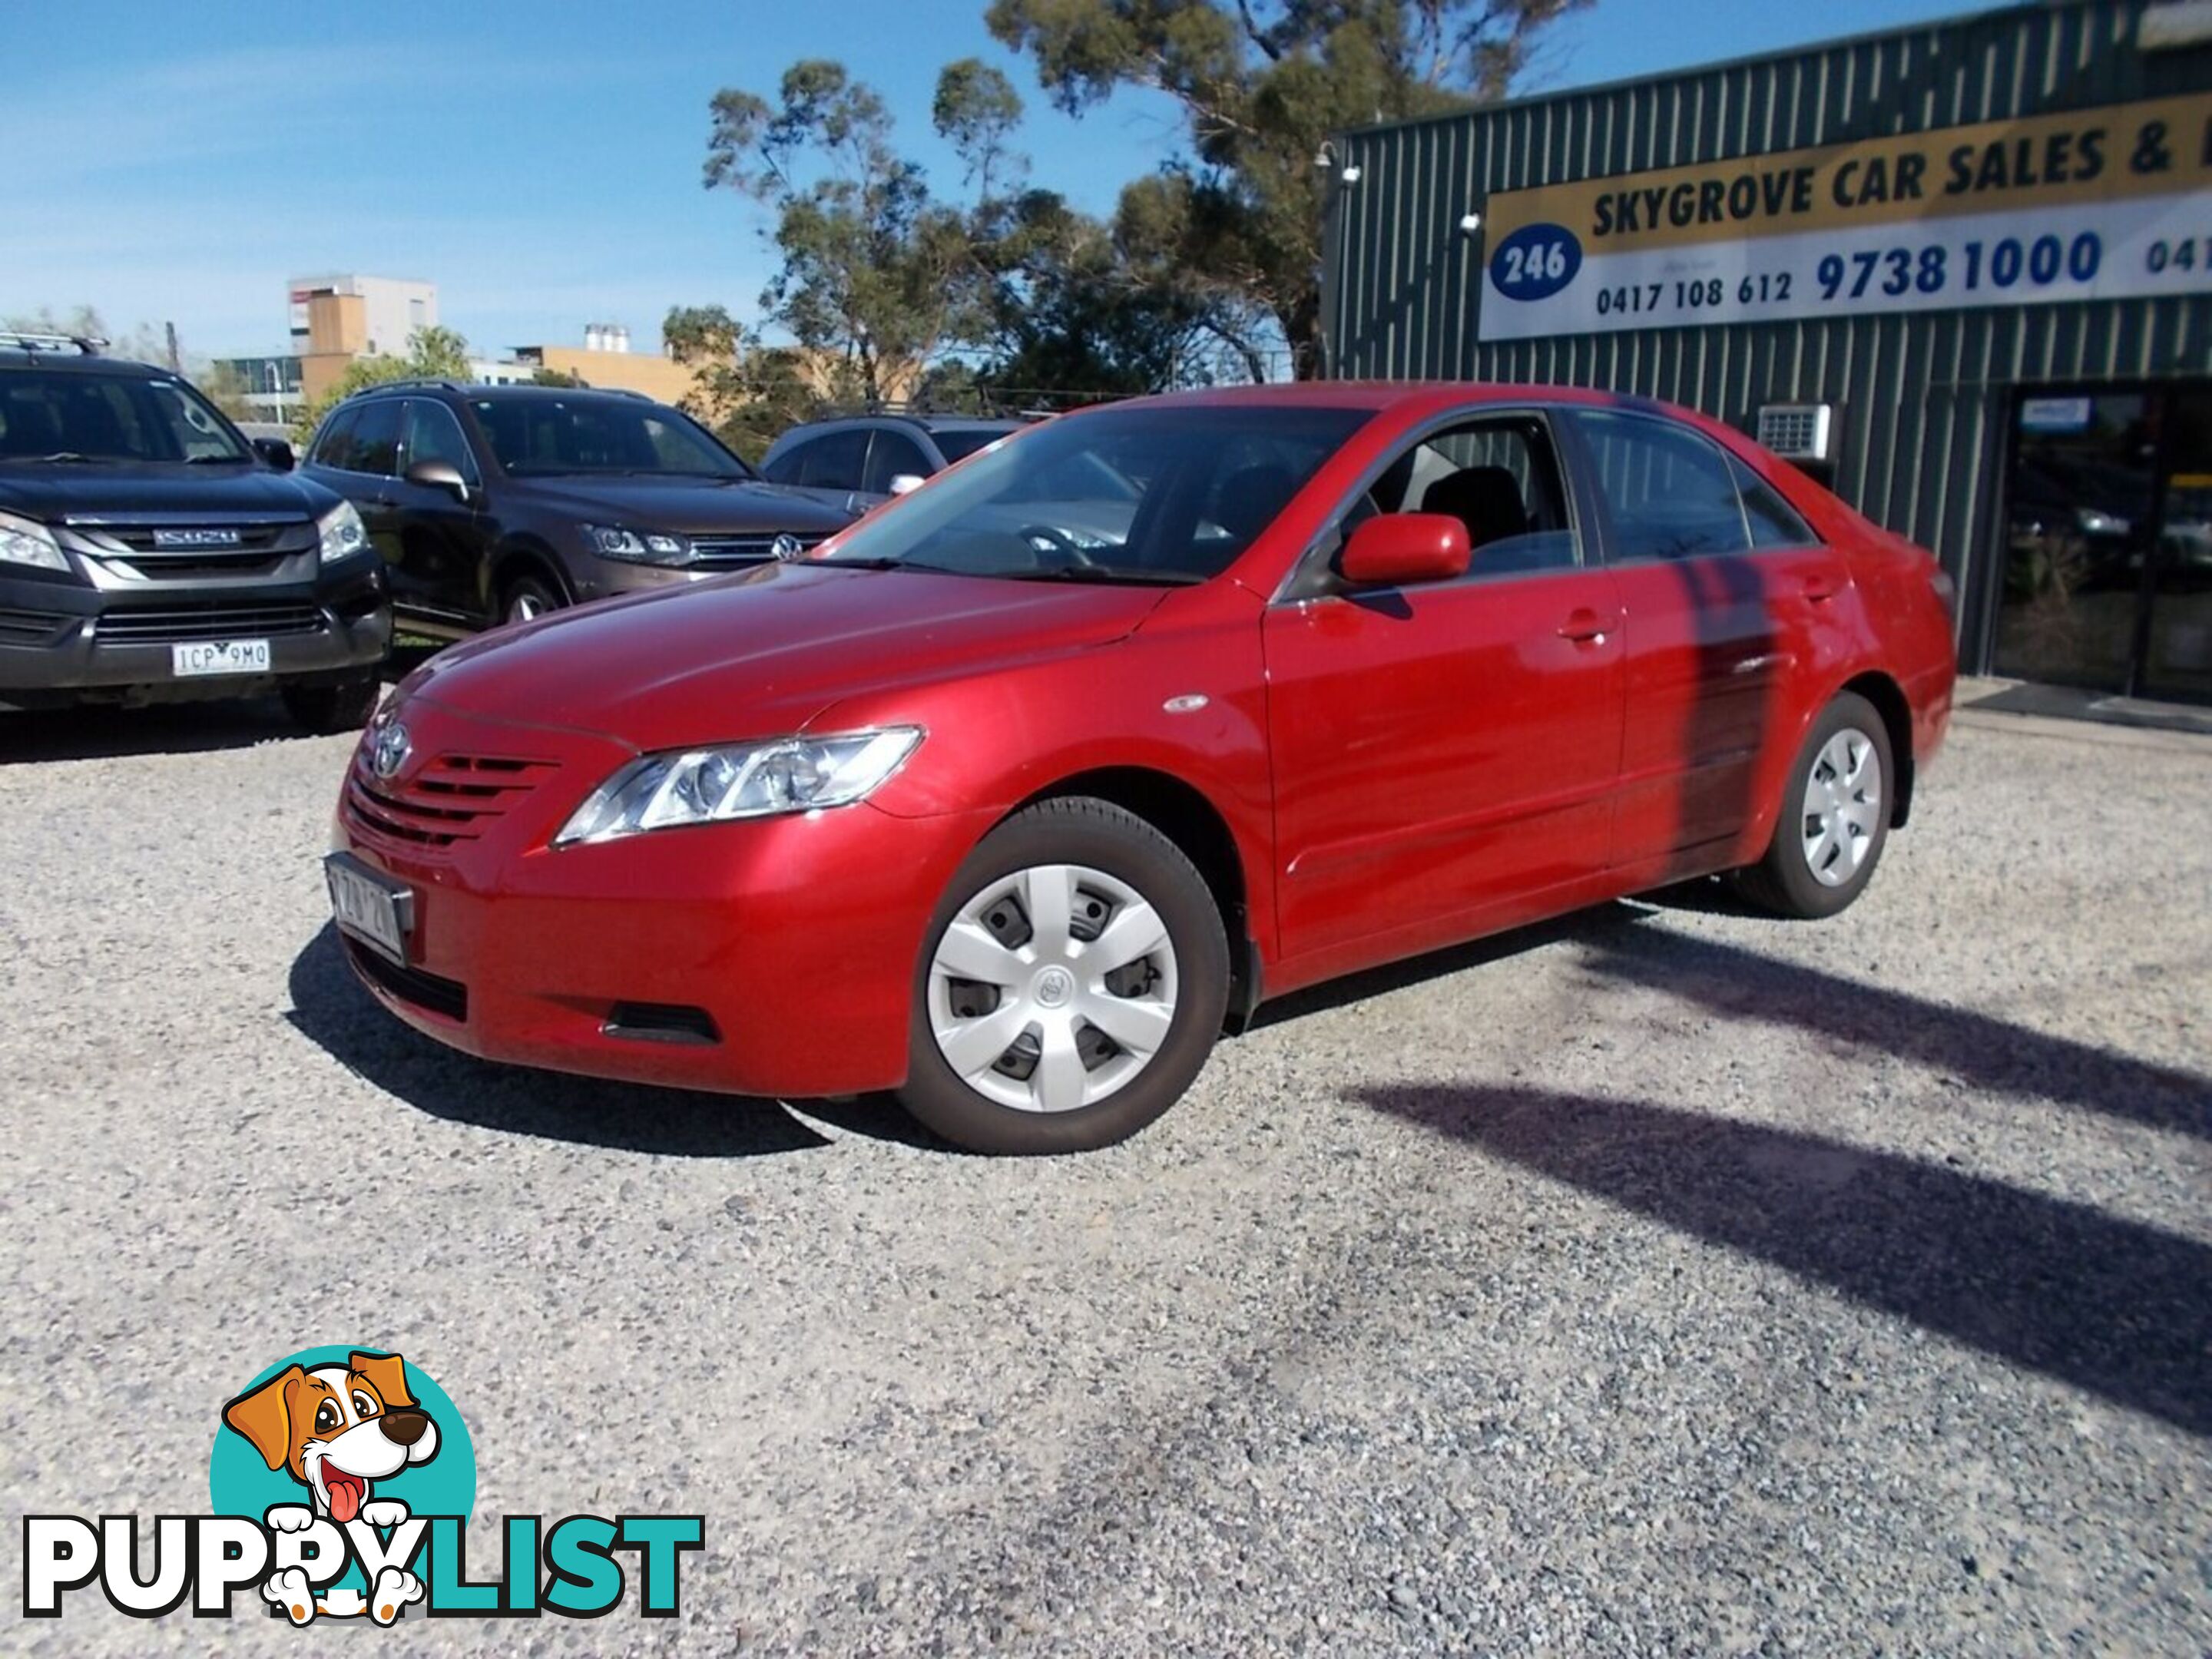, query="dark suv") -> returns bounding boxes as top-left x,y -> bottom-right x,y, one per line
300,383 -> 854,633
0,336 -> 391,732
760,415 -> 1023,515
